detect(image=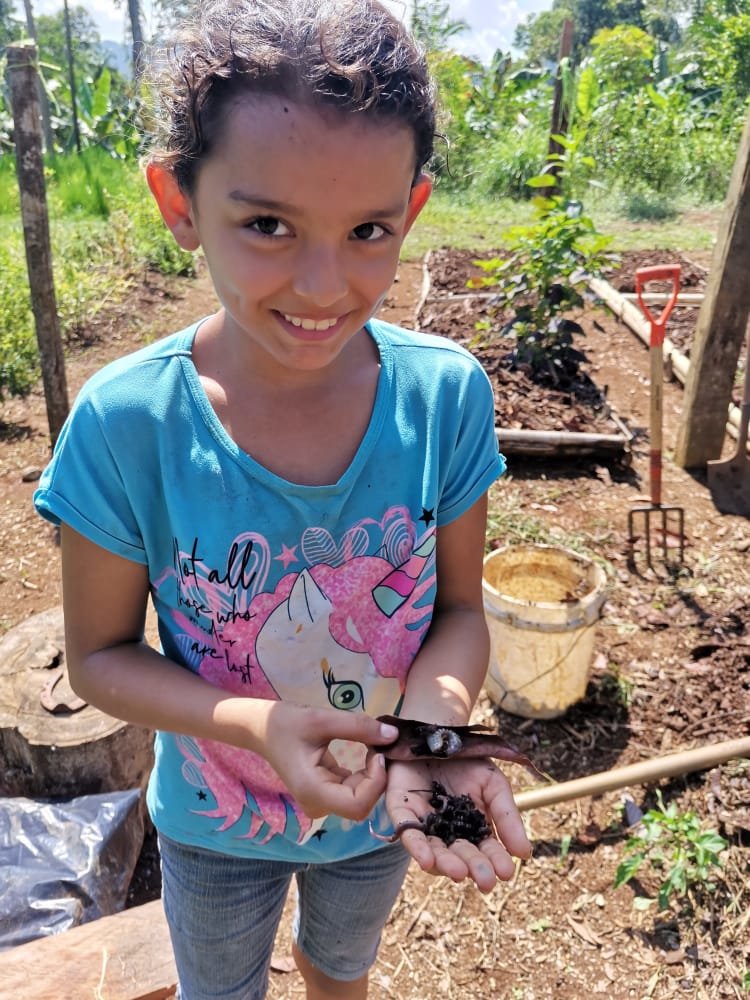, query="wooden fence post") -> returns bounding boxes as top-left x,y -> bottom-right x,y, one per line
674,108 -> 750,468
547,18 -> 575,191
6,42 -> 69,447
